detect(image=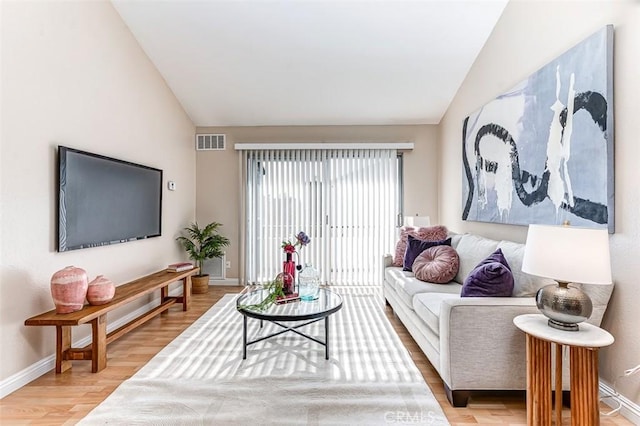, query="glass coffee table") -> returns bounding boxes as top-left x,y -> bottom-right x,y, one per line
236,287 -> 343,360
